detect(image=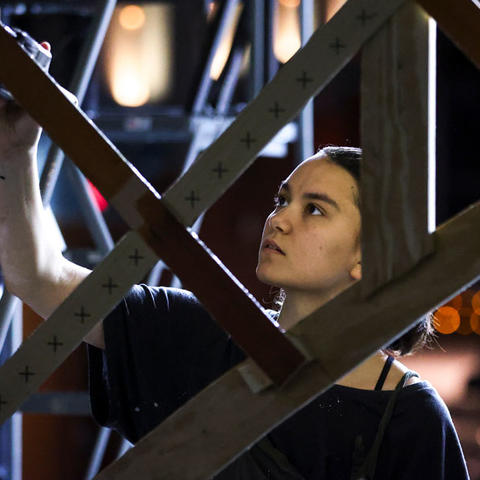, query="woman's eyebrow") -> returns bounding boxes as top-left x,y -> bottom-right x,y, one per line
304,192 -> 340,211
278,181 -> 340,211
